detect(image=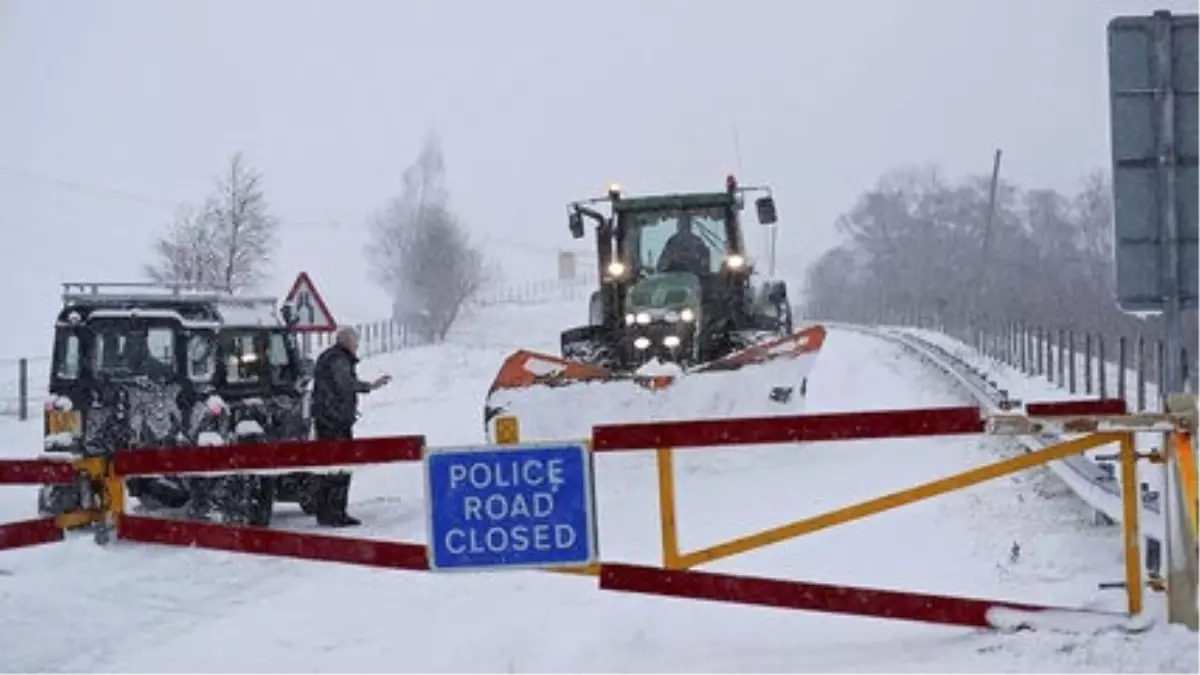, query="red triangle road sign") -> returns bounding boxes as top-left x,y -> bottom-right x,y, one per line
283,271 -> 338,332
